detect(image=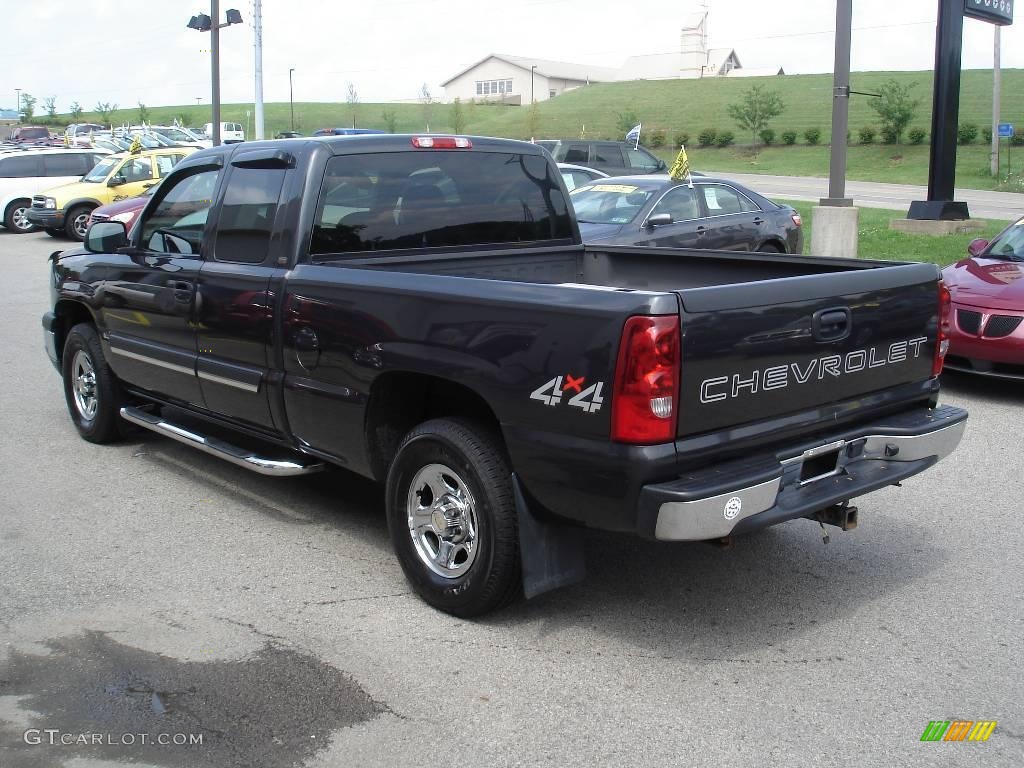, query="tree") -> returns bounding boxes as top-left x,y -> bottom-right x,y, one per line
450,97 -> 466,134
43,97 -> 57,119
137,101 -> 150,125
868,79 -> 919,145
69,102 -> 84,121
381,108 -> 398,133
419,83 -> 434,132
616,109 -> 640,137
94,102 -> 118,124
346,83 -> 359,128
20,93 -> 37,121
726,85 -> 785,151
